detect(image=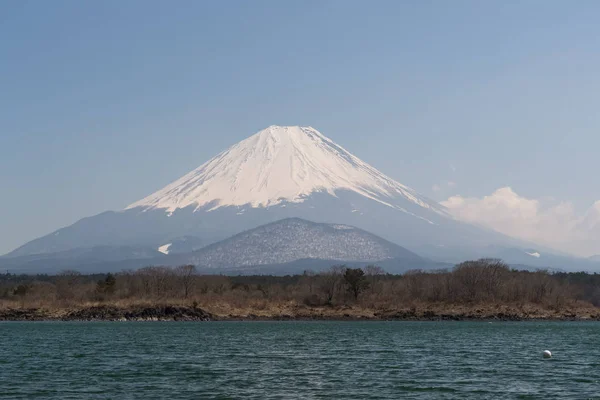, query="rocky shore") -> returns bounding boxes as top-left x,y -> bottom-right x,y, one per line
1,303 -> 600,322
0,305 -> 213,322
